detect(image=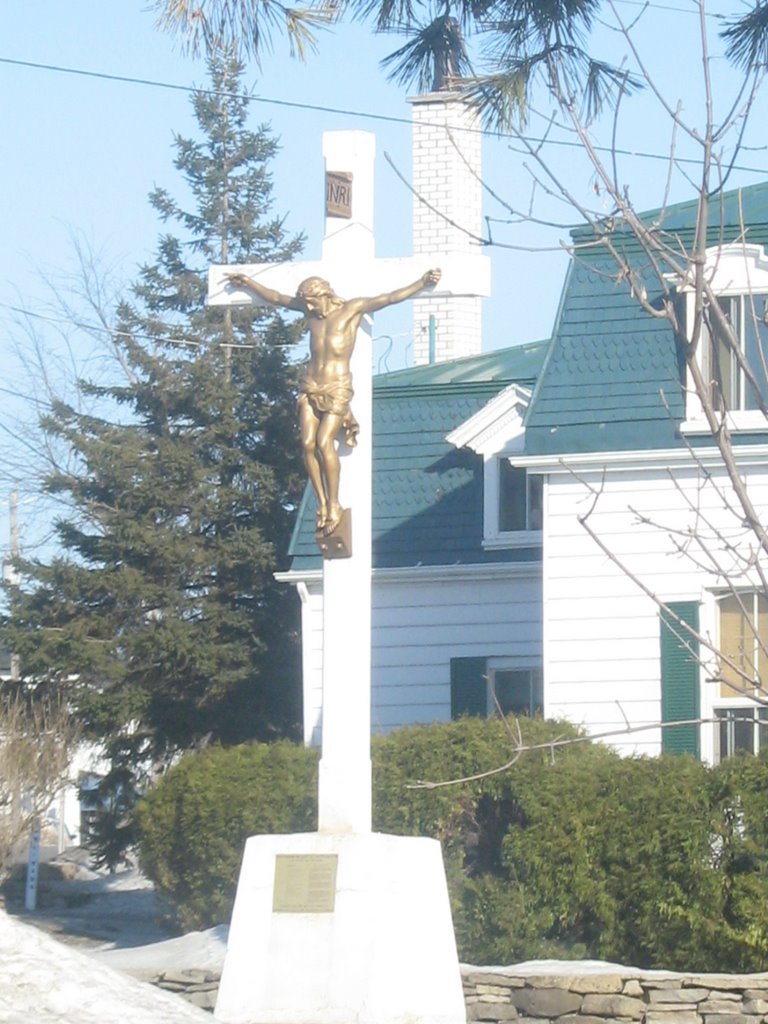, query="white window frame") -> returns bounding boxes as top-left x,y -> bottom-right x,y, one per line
717,590 -> 768,696
700,588 -> 768,764
703,293 -> 768,413
486,660 -> 543,717
713,706 -> 768,762
483,455 -> 543,549
681,243 -> 768,432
